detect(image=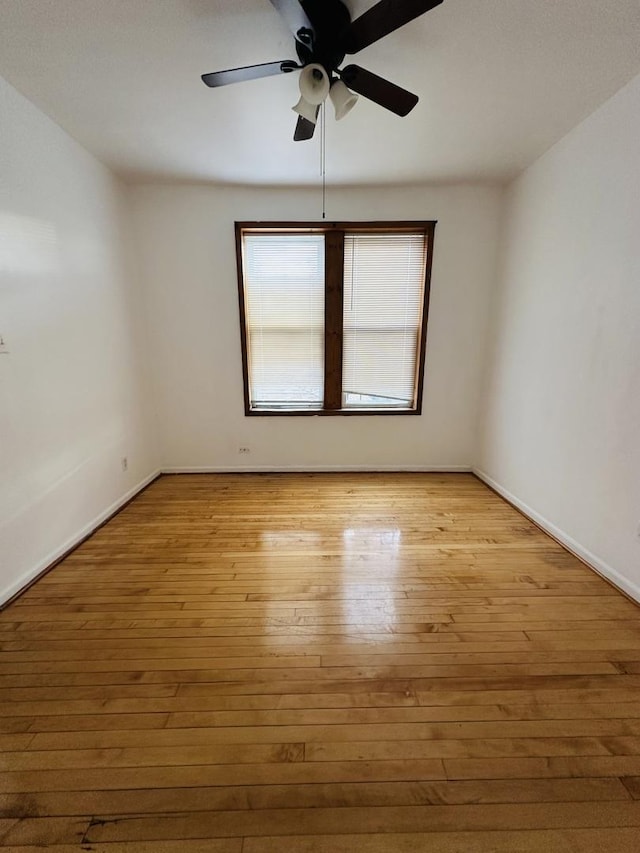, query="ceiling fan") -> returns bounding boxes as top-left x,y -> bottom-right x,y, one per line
201,0 -> 444,141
